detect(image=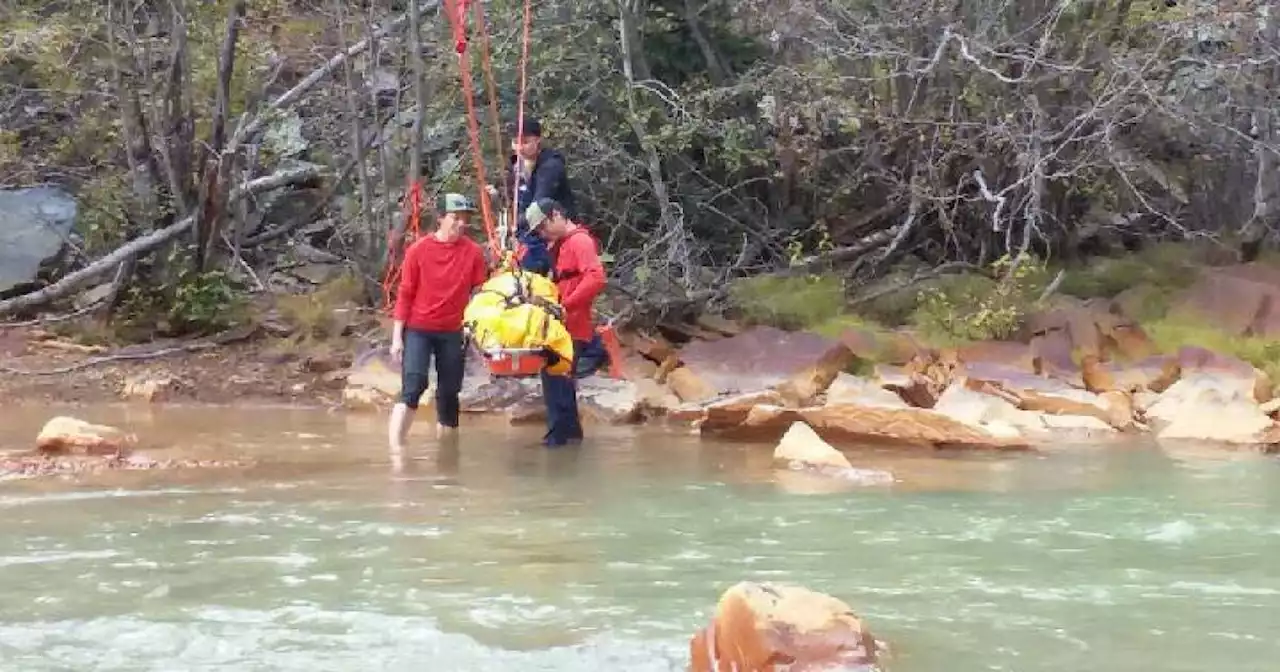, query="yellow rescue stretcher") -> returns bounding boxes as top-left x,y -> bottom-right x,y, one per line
463,269 -> 575,377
